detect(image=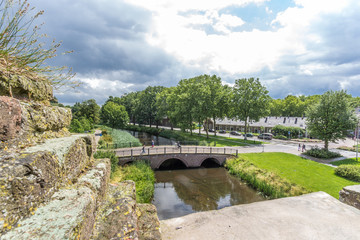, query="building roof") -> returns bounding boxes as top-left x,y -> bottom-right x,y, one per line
215,116 -> 307,129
